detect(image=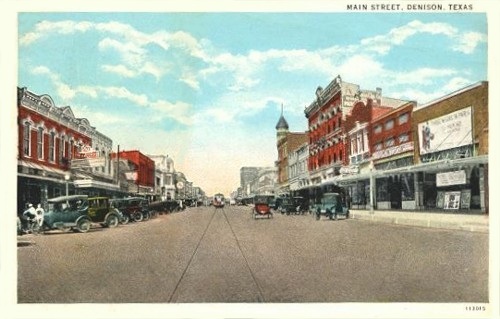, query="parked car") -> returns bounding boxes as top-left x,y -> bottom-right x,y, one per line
278,196 -> 309,215
110,197 -> 151,222
43,195 -> 121,233
87,196 -> 122,228
42,195 -> 91,232
315,192 -> 350,220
